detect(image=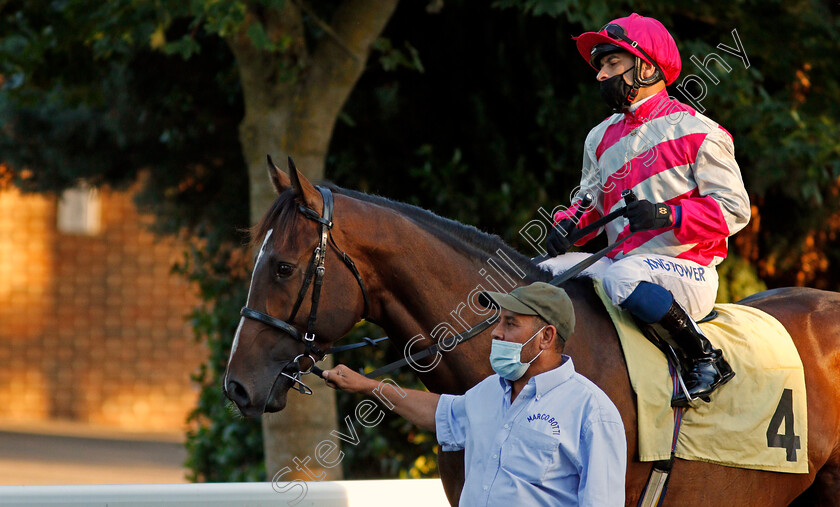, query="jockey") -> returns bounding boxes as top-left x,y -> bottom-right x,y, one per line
541,13 -> 751,407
